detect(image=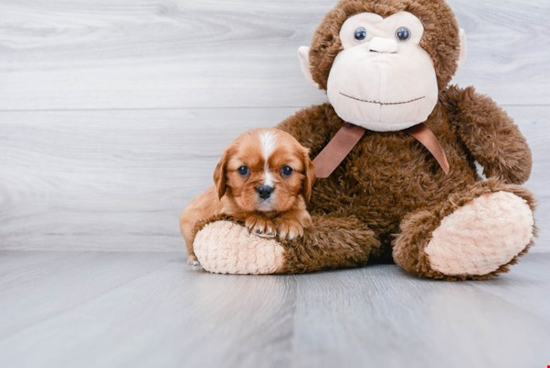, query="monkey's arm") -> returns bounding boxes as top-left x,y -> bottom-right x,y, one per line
444,86 -> 532,184
193,214 -> 379,274
277,103 -> 343,157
